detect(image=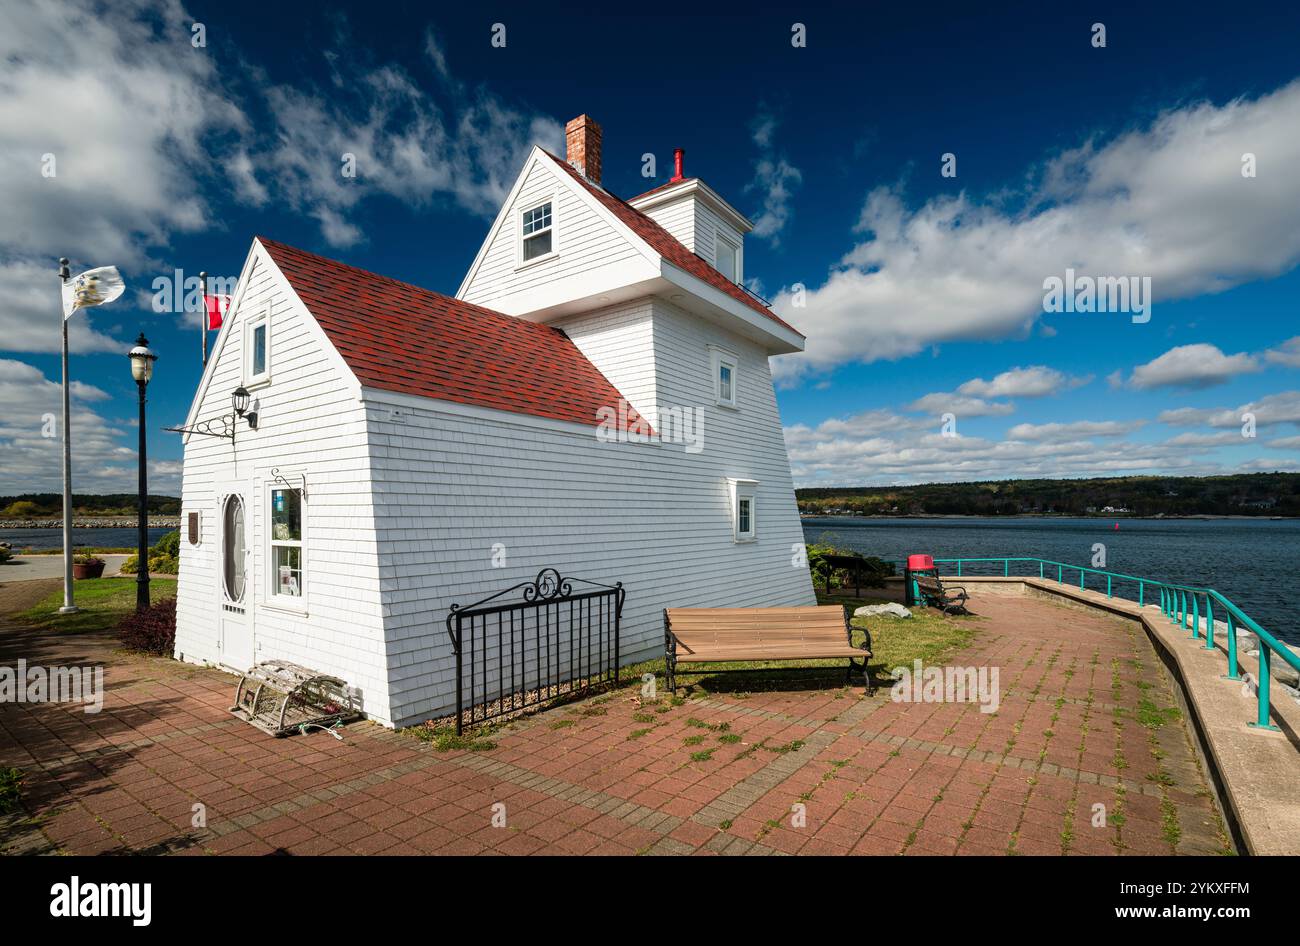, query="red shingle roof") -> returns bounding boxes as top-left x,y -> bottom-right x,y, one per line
540,152 -> 803,339
258,237 -> 648,431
